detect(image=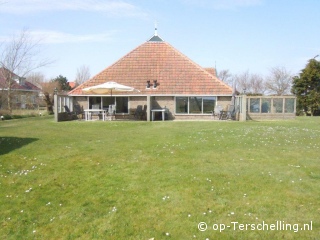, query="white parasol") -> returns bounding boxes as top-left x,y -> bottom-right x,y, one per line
82,81 -> 139,95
